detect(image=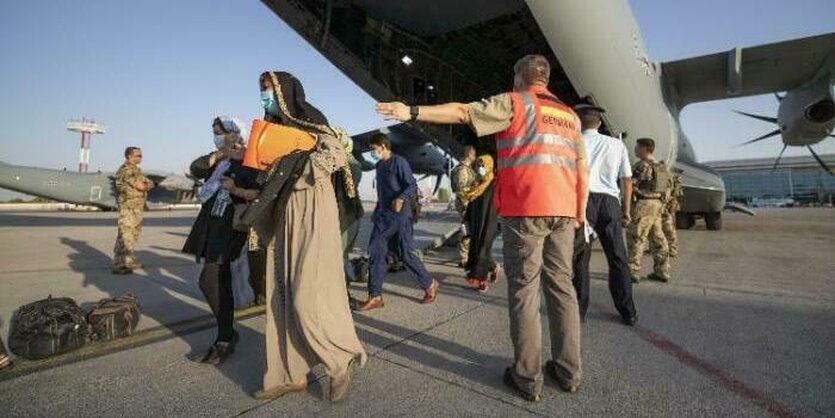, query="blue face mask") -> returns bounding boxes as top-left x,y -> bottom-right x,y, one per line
260,90 -> 278,116
364,150 -> 381,164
